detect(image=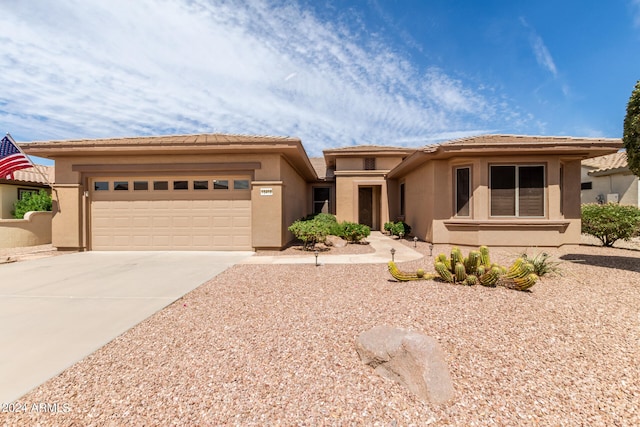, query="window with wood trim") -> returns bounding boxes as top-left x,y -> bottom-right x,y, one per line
455,167 -> 471,217
490,165 -> 545,217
